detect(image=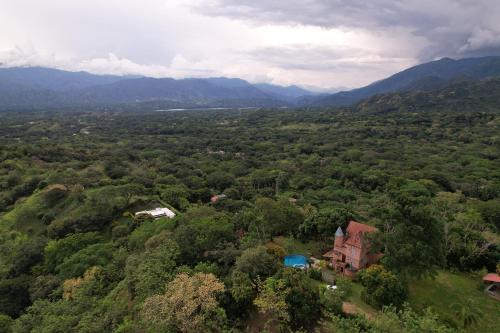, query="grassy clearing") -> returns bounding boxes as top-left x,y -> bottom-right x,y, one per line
347,282 -> 378,317
0,191 -> 46,234
271,236 -> 326,257
408,271 -> 500,332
